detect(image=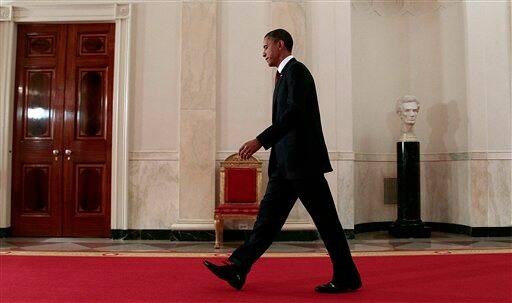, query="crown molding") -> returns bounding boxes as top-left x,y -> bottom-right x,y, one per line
0,2 -> 131,22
